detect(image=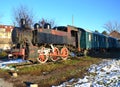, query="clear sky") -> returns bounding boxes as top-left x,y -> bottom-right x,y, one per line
0,0 -> 120,33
